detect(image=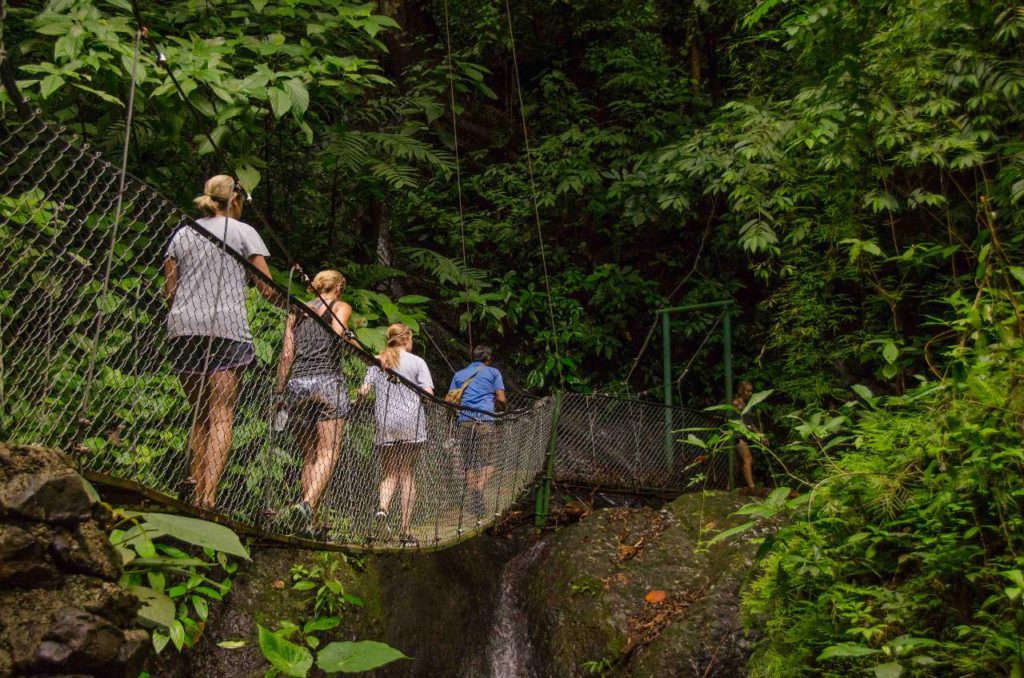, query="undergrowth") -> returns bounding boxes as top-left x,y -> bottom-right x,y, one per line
744,304 -> 1024,676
